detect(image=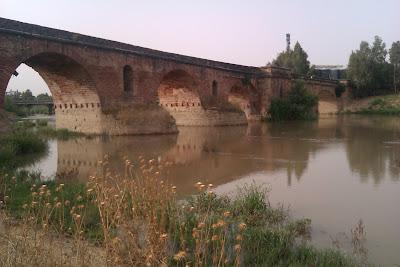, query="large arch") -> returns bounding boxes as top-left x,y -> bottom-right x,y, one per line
227,83 -> 259,120
317,89 -> 338,114
157,69 -> 203,126
4,52 -> 103,133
